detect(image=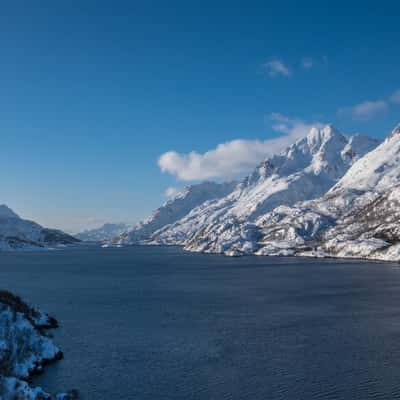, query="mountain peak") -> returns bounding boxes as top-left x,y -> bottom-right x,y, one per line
323,123 -> 341,135
308,124 -> 341,137
0,205 -> 19,219
306,124 -> 344,152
